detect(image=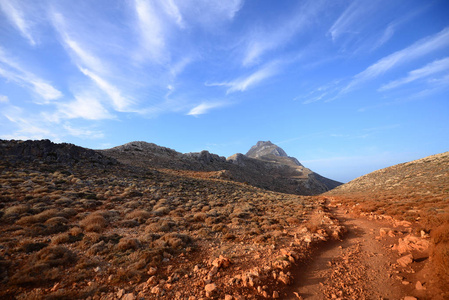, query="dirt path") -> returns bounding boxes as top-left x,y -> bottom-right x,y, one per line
284,208 -> 413,300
